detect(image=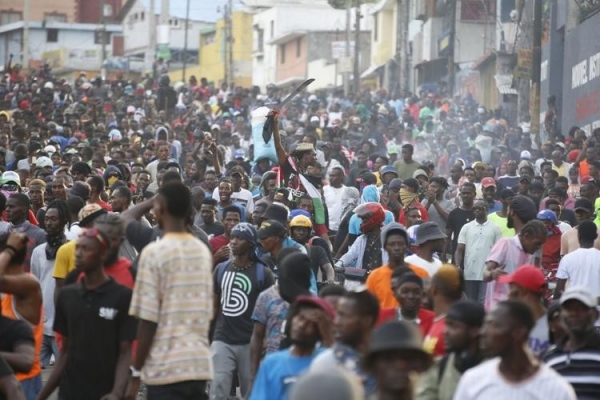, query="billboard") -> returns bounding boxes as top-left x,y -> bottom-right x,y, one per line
562,12 -> 600,137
